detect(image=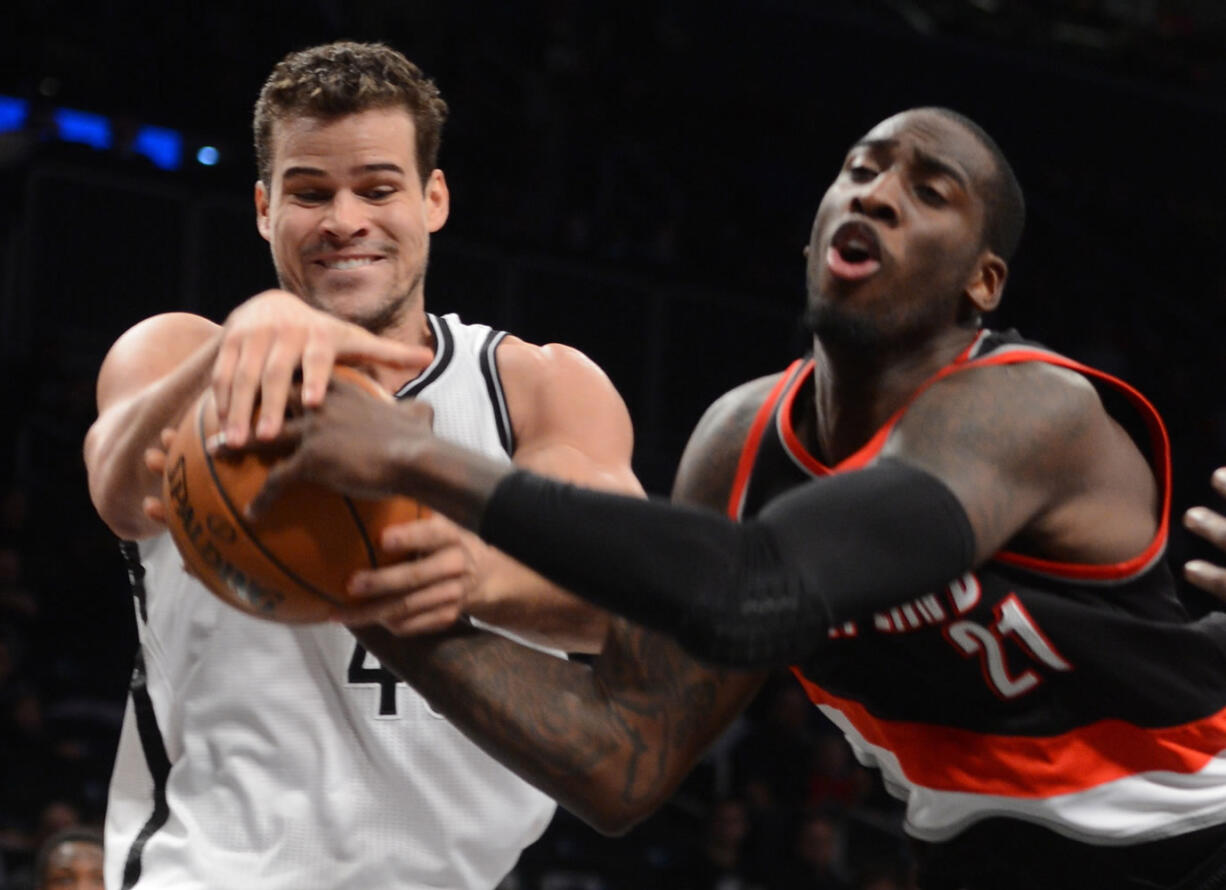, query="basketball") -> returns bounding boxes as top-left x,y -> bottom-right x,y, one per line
161,365 -> 430,623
